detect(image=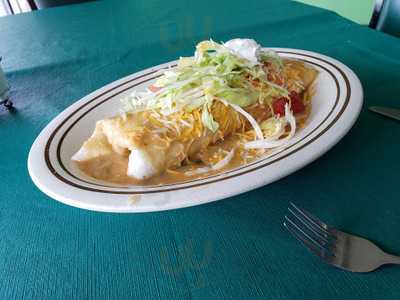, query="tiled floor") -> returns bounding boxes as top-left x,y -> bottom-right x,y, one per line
0,3 -> 7,16
1,0 -> 33,17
